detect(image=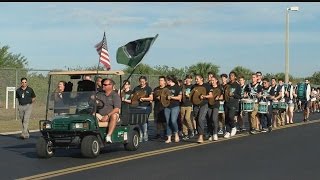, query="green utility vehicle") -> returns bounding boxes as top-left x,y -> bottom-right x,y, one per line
36,70 -> 149,158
